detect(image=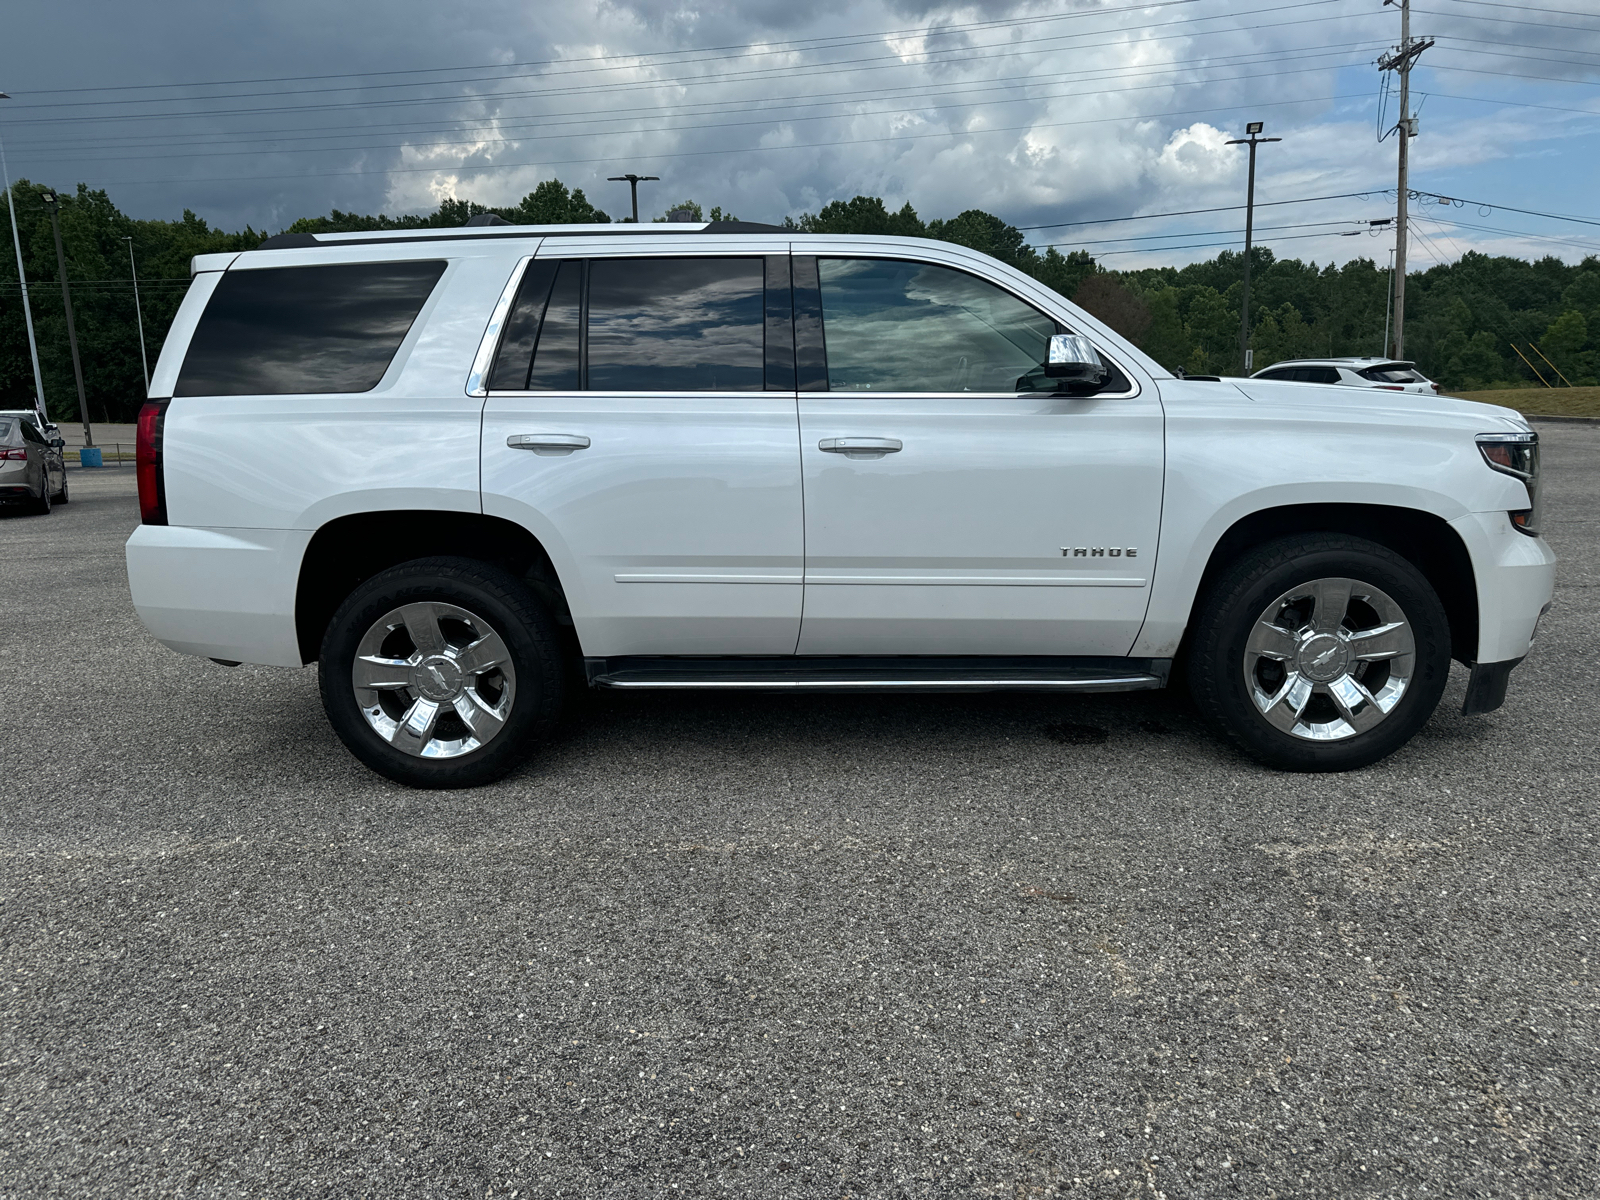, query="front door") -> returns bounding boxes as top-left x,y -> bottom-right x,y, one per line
481,250 -> 803,657
795,254 -> 1165,657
